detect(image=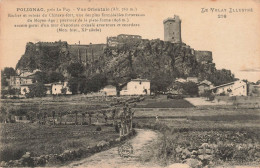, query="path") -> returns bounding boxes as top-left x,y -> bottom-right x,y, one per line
61,129 -> 259,168
63,129 -> 159,168
185,97 -> 232,106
